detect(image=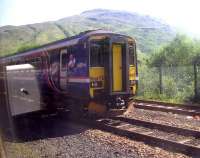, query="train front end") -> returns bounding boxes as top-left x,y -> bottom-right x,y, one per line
88,33 -> 137,112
